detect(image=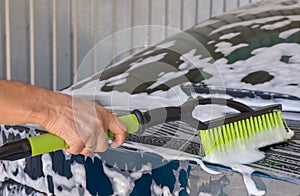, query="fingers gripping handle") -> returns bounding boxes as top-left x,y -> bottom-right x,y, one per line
29,114 -> 139,157
107,113 -> 140,137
